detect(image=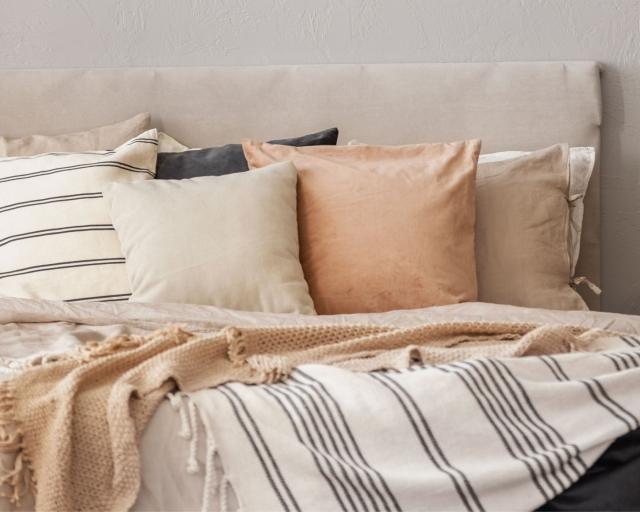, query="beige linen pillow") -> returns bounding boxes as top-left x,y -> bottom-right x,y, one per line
242,139 -> 481,315
103,161 -> 316,314
476,144 -> 586,310
0,113 -> 150,156
479,147 -> 596,276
